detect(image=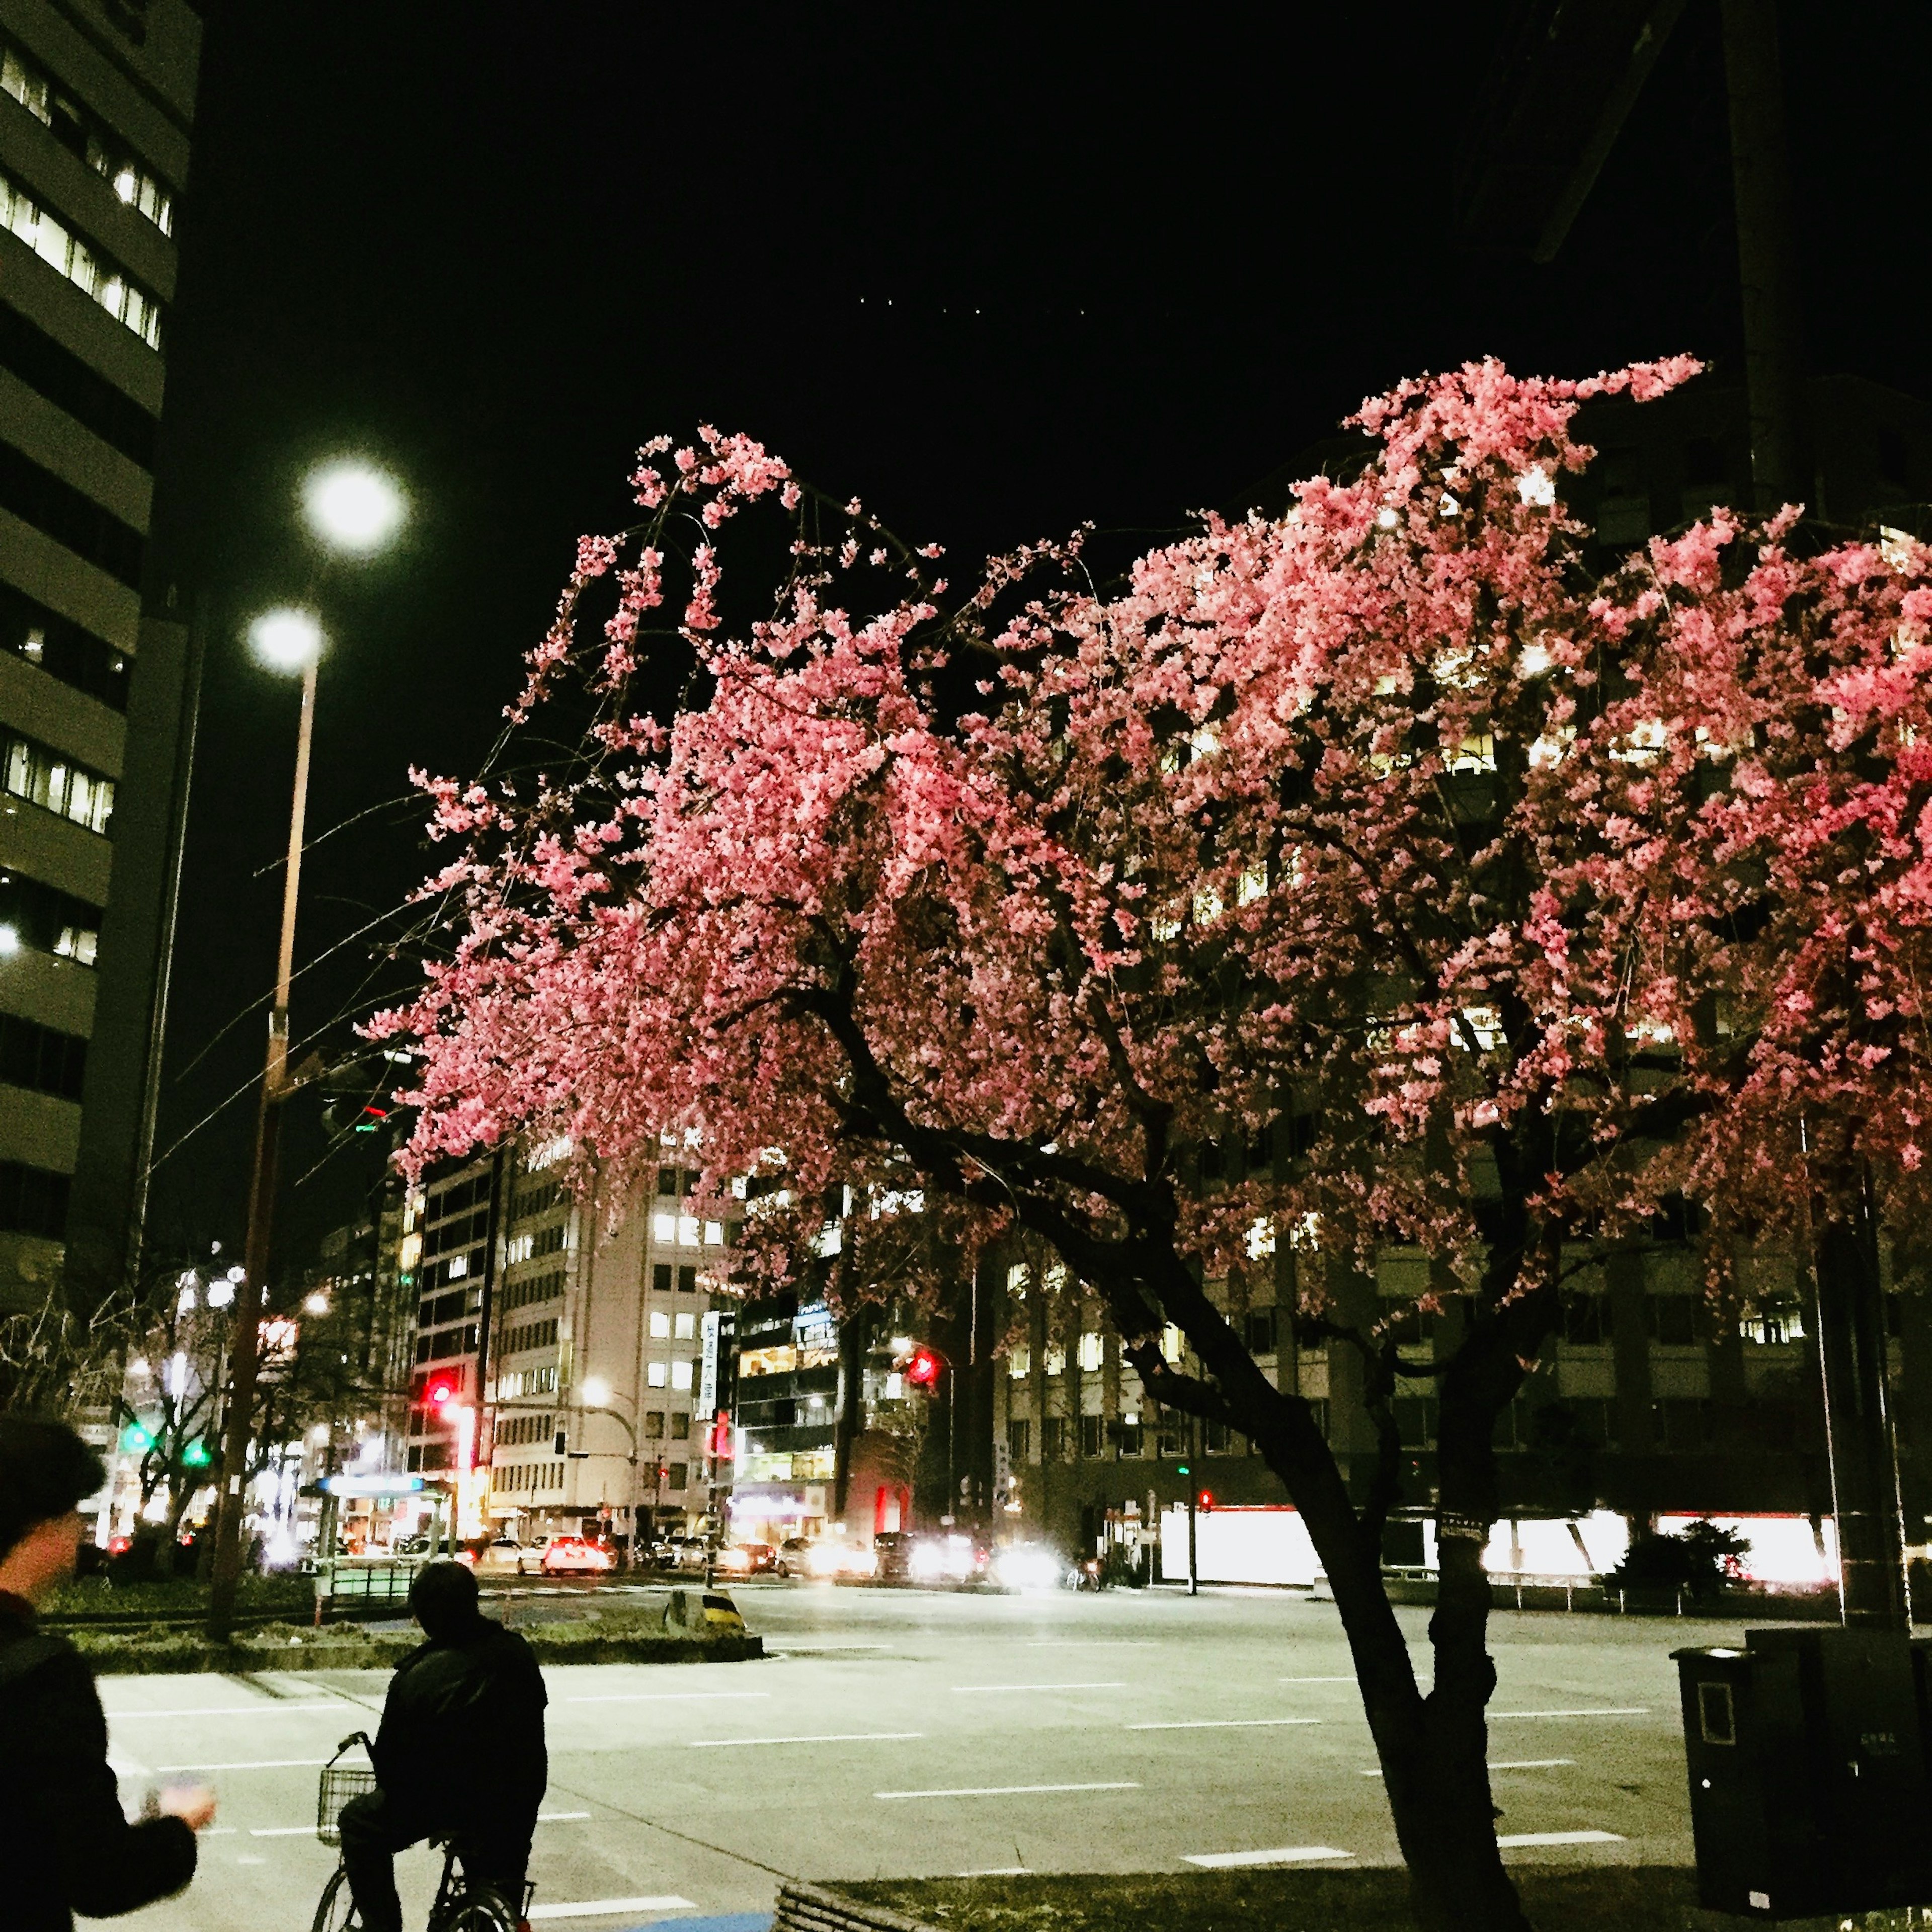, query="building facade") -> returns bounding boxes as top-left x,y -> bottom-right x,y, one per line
0,0 -> 202,1313
388,1138 -> 740,1551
